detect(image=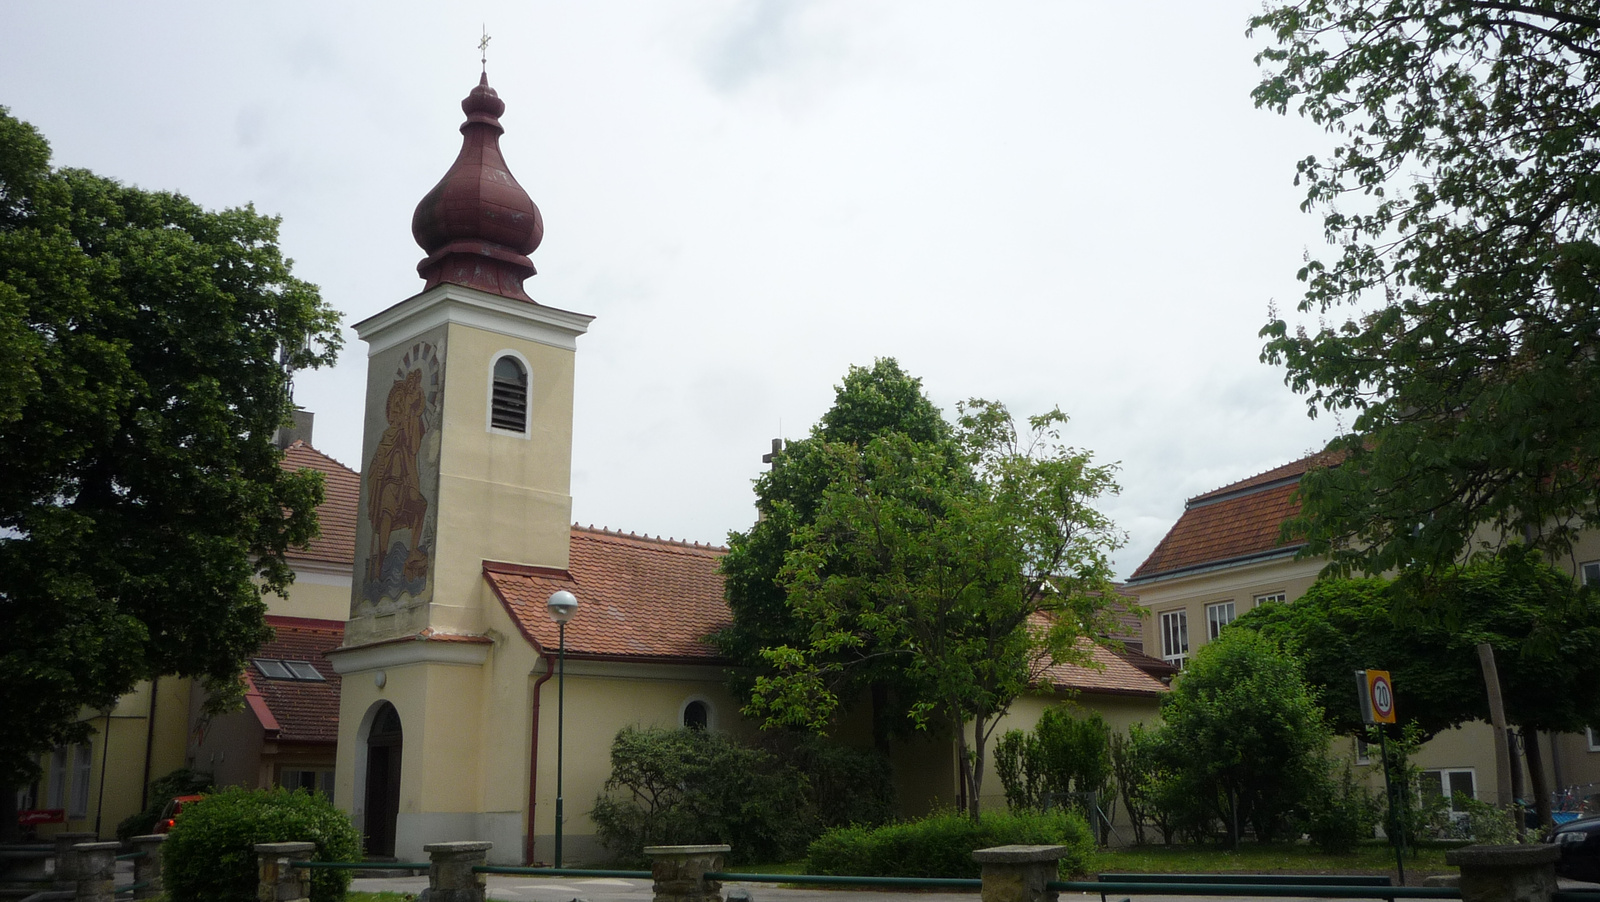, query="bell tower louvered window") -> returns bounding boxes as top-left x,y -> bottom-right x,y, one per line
490,356 -> 528,432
